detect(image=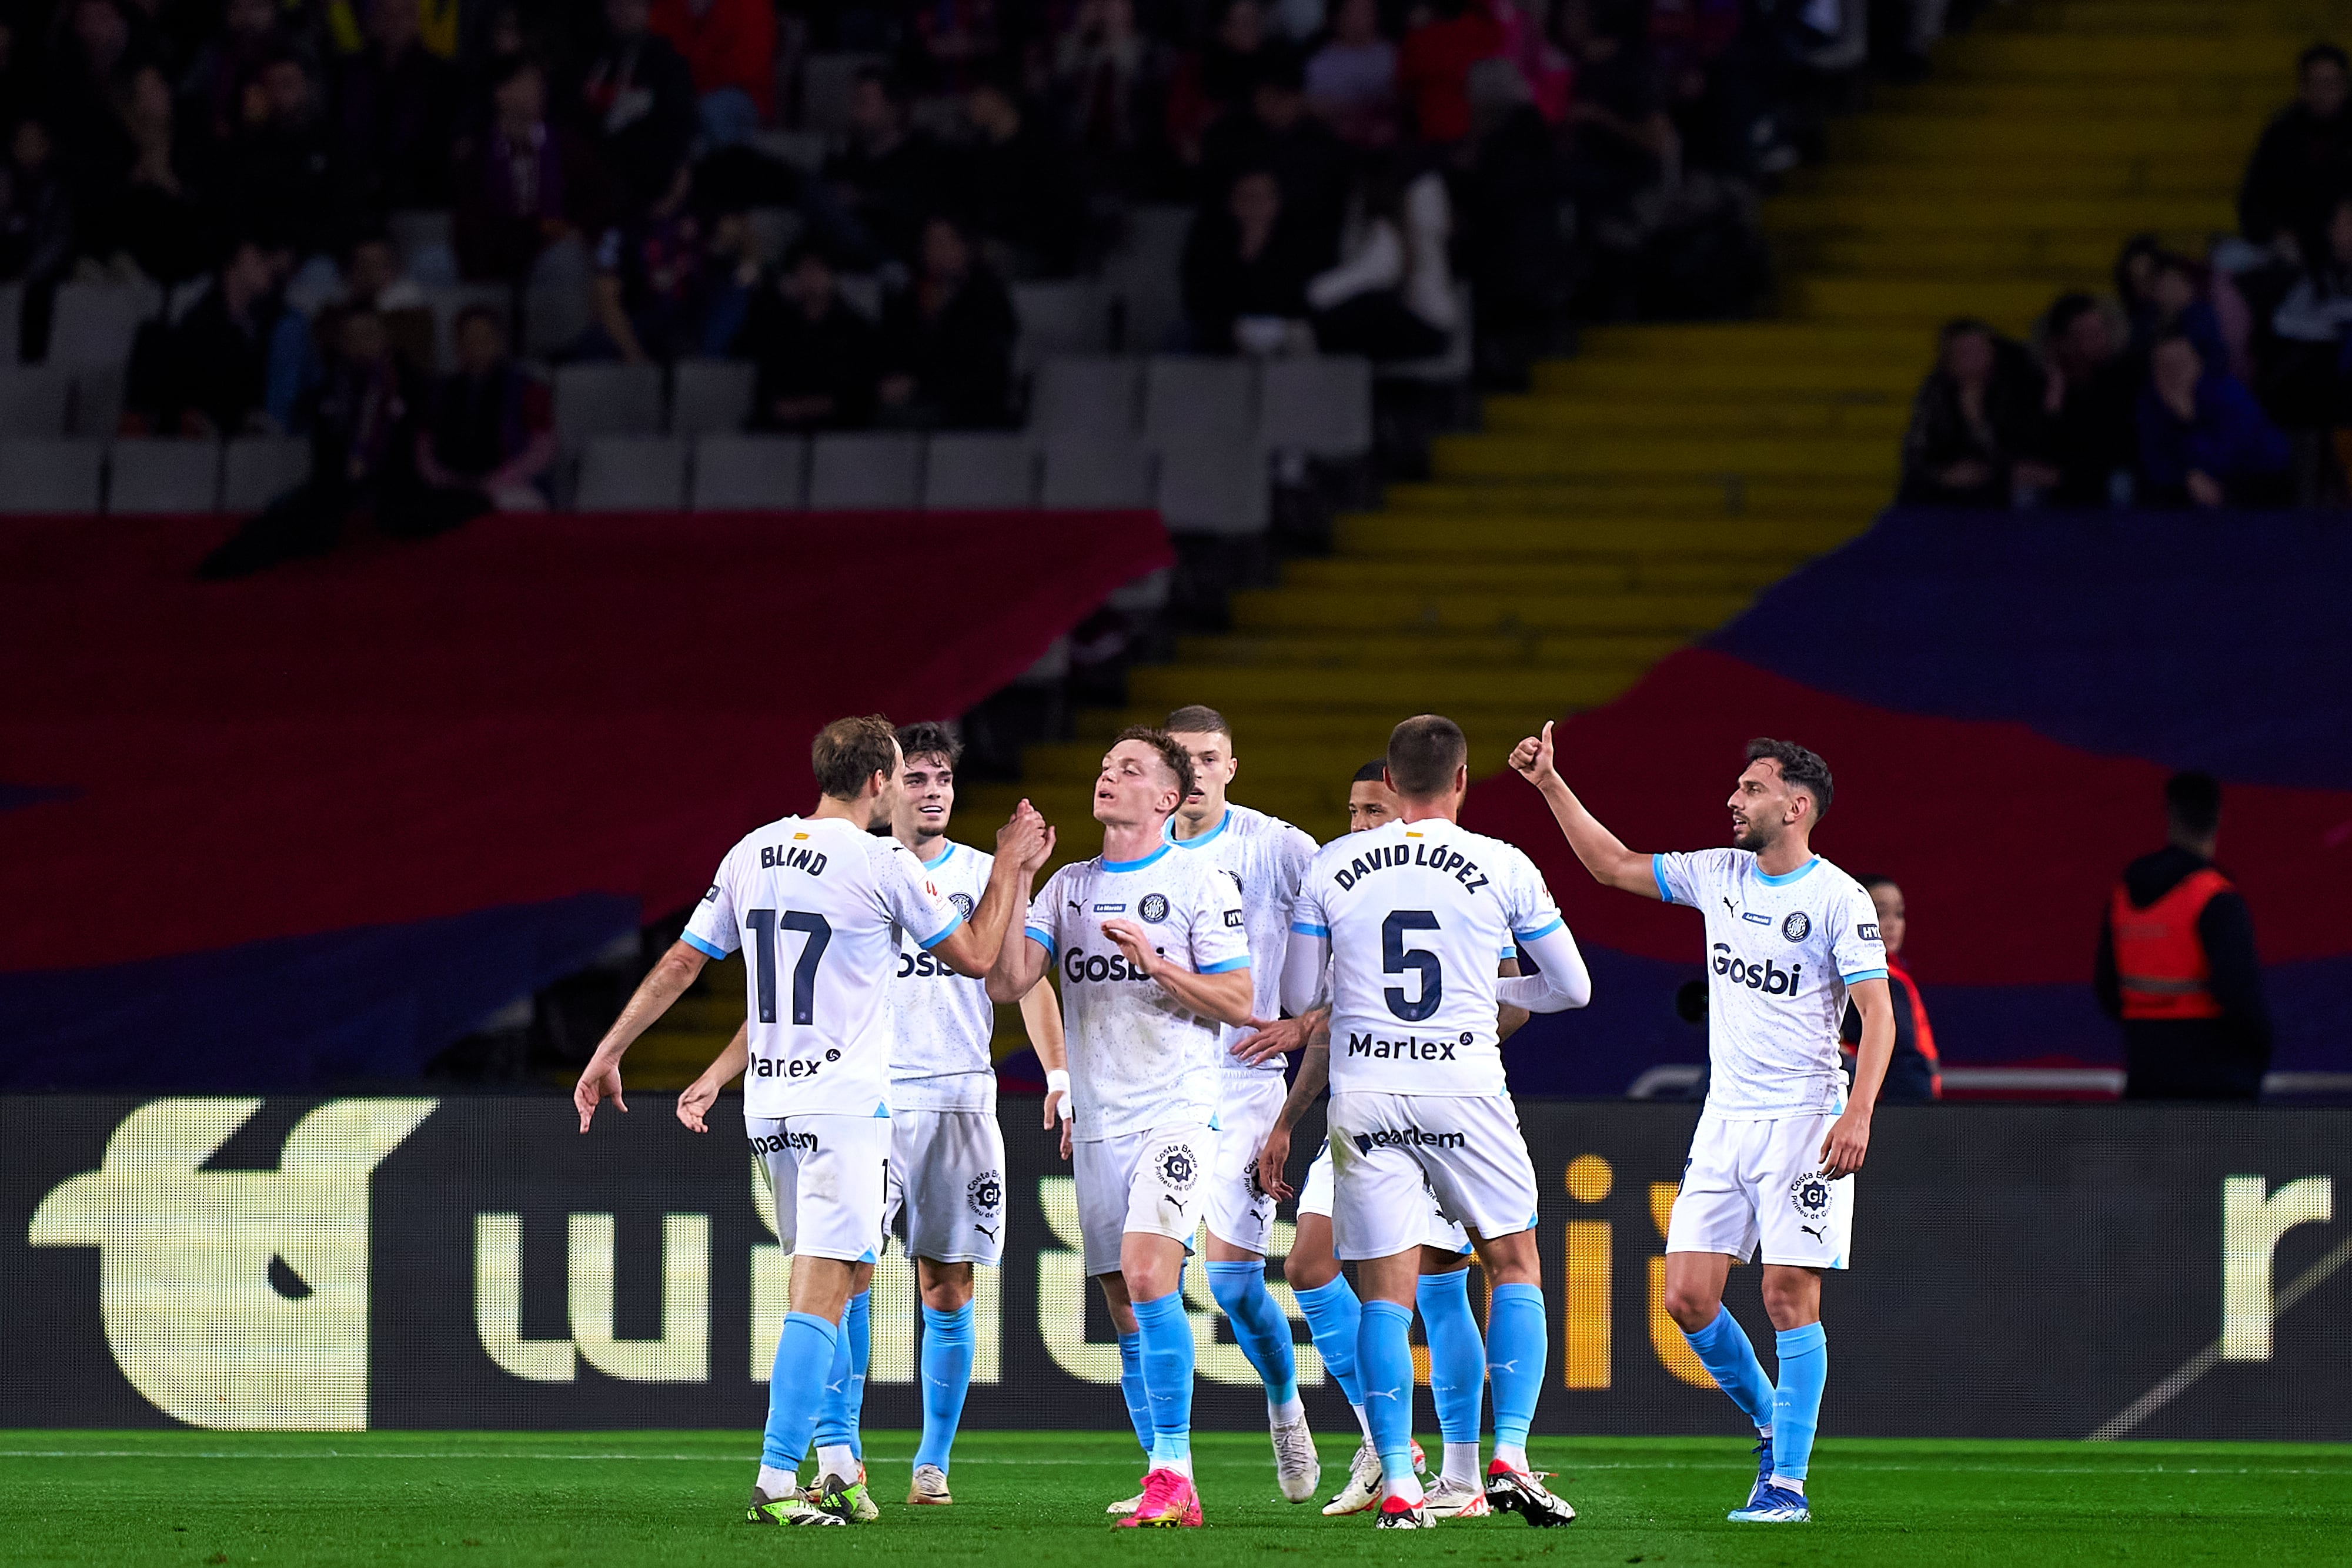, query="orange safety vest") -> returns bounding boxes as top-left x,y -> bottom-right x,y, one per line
2110,867 -> 2233,1021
